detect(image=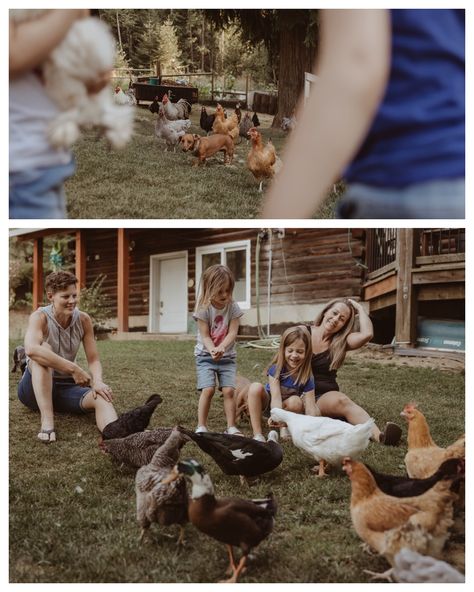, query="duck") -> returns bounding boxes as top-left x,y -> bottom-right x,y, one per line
99,427 -> 181,468
101,393 -> 163,440
135,427 -> 189,545
162,459 -> 277,583
178,427 -> 283,482
270,408 -> 374,477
